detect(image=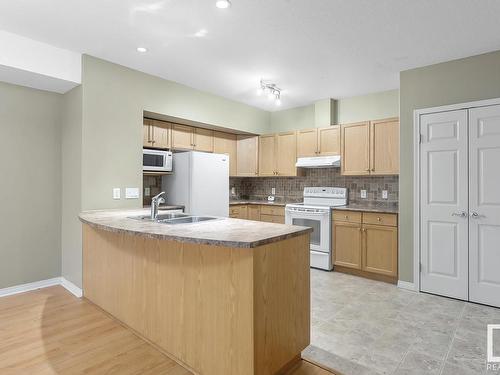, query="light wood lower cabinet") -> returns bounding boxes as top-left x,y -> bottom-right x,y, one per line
230,204 -> 284,223
333,222 -> 362,269
333,210 -> 398,283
